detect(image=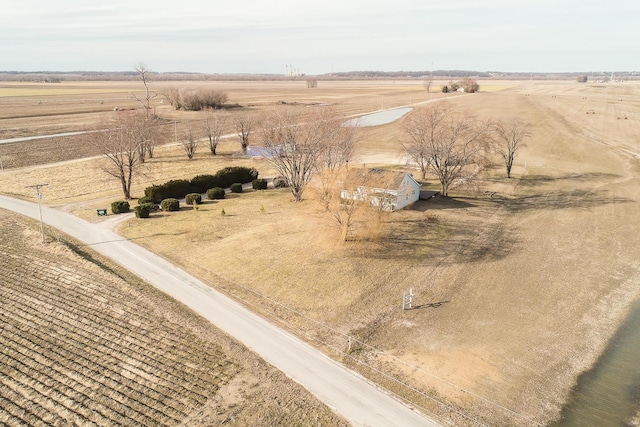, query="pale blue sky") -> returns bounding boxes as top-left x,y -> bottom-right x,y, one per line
1,0 -> 637,74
